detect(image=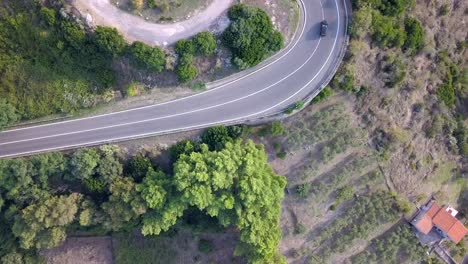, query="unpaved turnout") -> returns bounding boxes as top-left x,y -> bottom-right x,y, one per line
72,0 -> 233,45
